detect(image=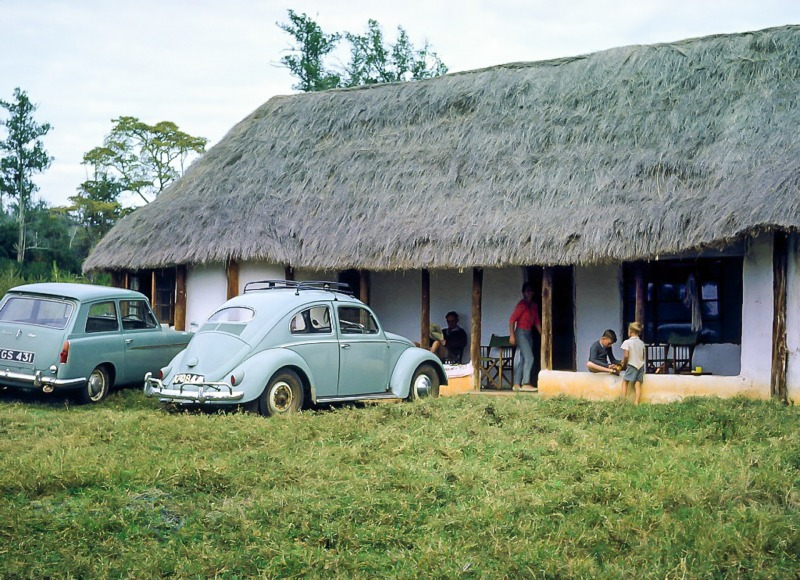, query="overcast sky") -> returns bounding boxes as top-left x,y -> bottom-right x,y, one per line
2,0 -> 799,207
